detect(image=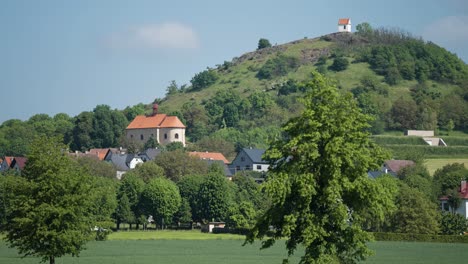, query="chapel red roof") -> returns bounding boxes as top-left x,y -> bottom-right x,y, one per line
126,114 -> 185,129
189,151 -> 230,164
3,156 -> 14,166
338,18 -> 351,25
